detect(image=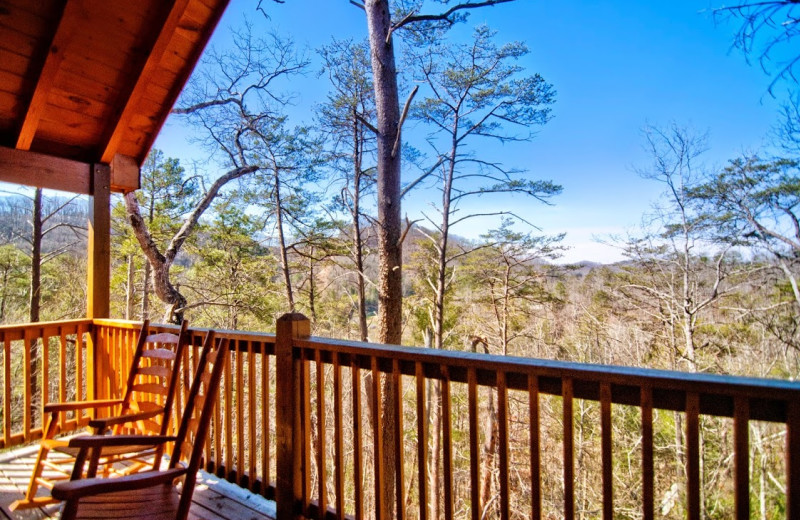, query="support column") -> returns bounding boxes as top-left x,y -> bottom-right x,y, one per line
87,163 -> 110,319
276,313 -> 310,519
